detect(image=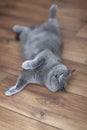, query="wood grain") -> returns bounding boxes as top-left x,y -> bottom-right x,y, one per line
0,0 -> 87,130
0,107 -> 60,130
0,81 -> 87,130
